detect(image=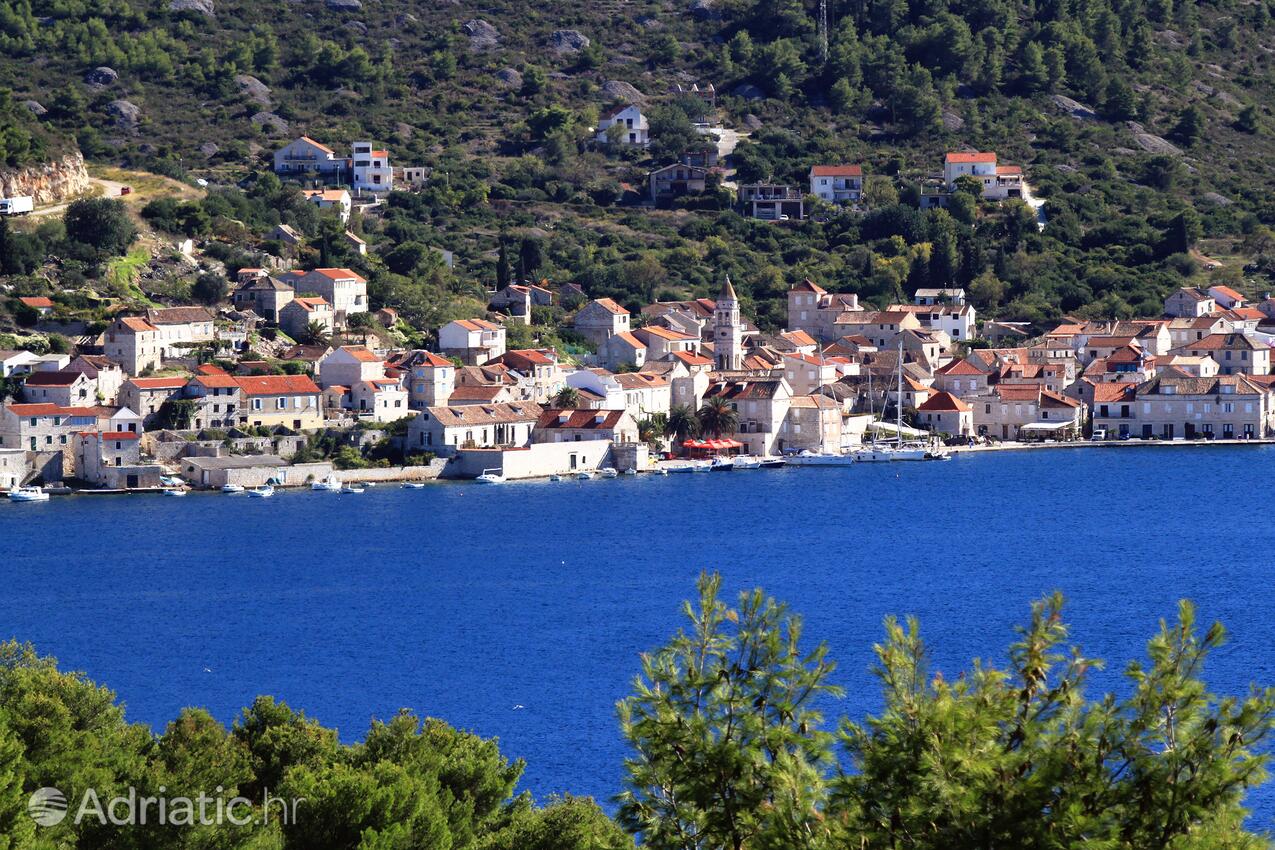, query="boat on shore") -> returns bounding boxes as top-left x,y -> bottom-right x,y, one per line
477,469 -> 505,484
8,486 -> 49,502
